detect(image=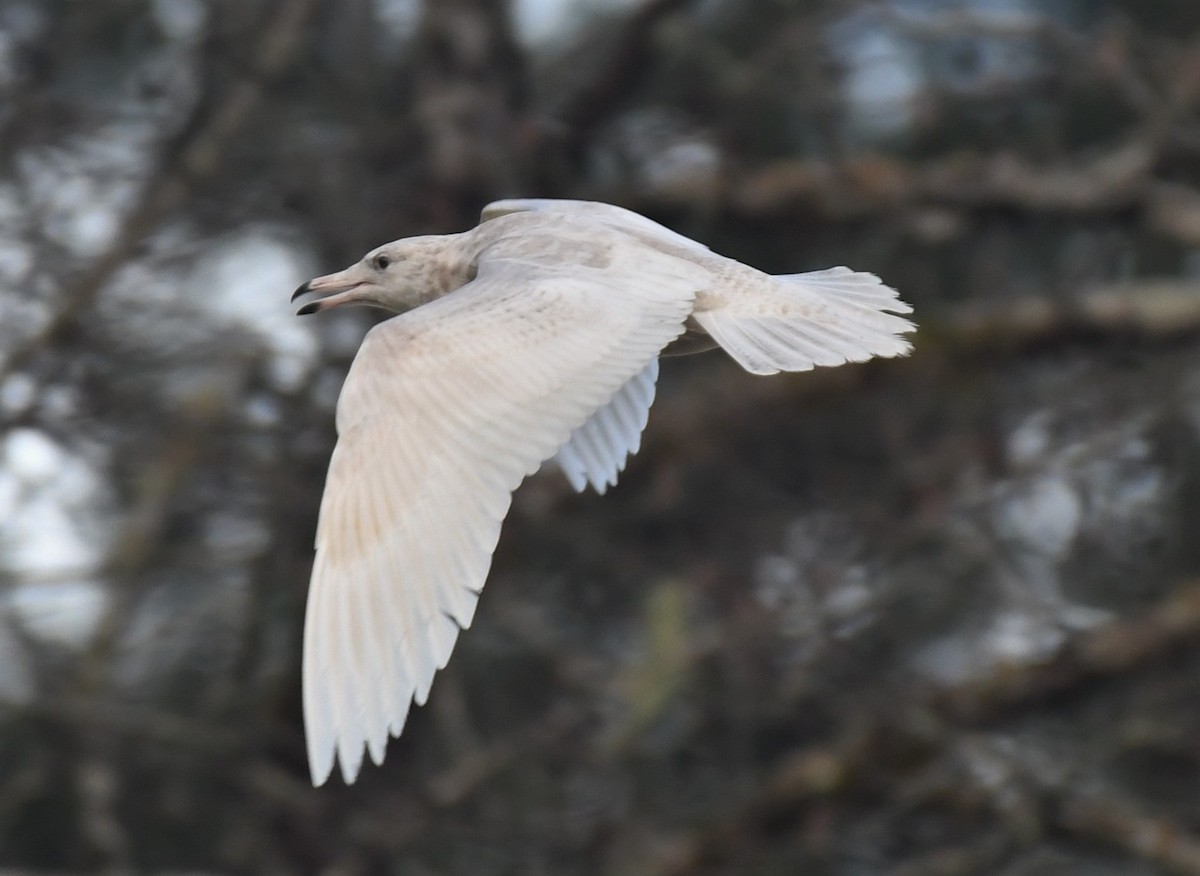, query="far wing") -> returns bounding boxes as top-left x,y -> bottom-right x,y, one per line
482,198 -> 711,255
303,235 -> 707,785
554,358 -> 658,494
